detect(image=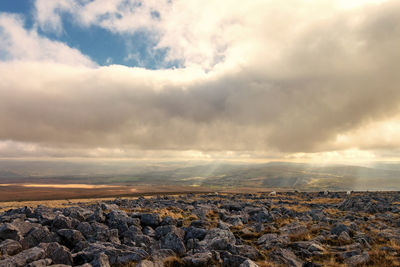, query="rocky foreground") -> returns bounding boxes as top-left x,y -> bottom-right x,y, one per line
0,192 -> 399,267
